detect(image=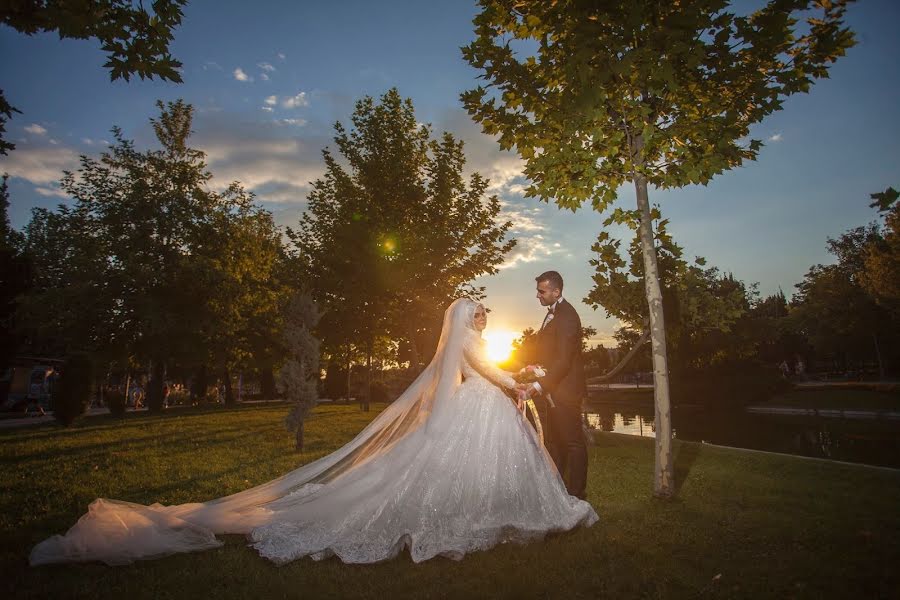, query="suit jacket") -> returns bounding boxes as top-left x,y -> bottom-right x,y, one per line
534,298 -> 586,408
